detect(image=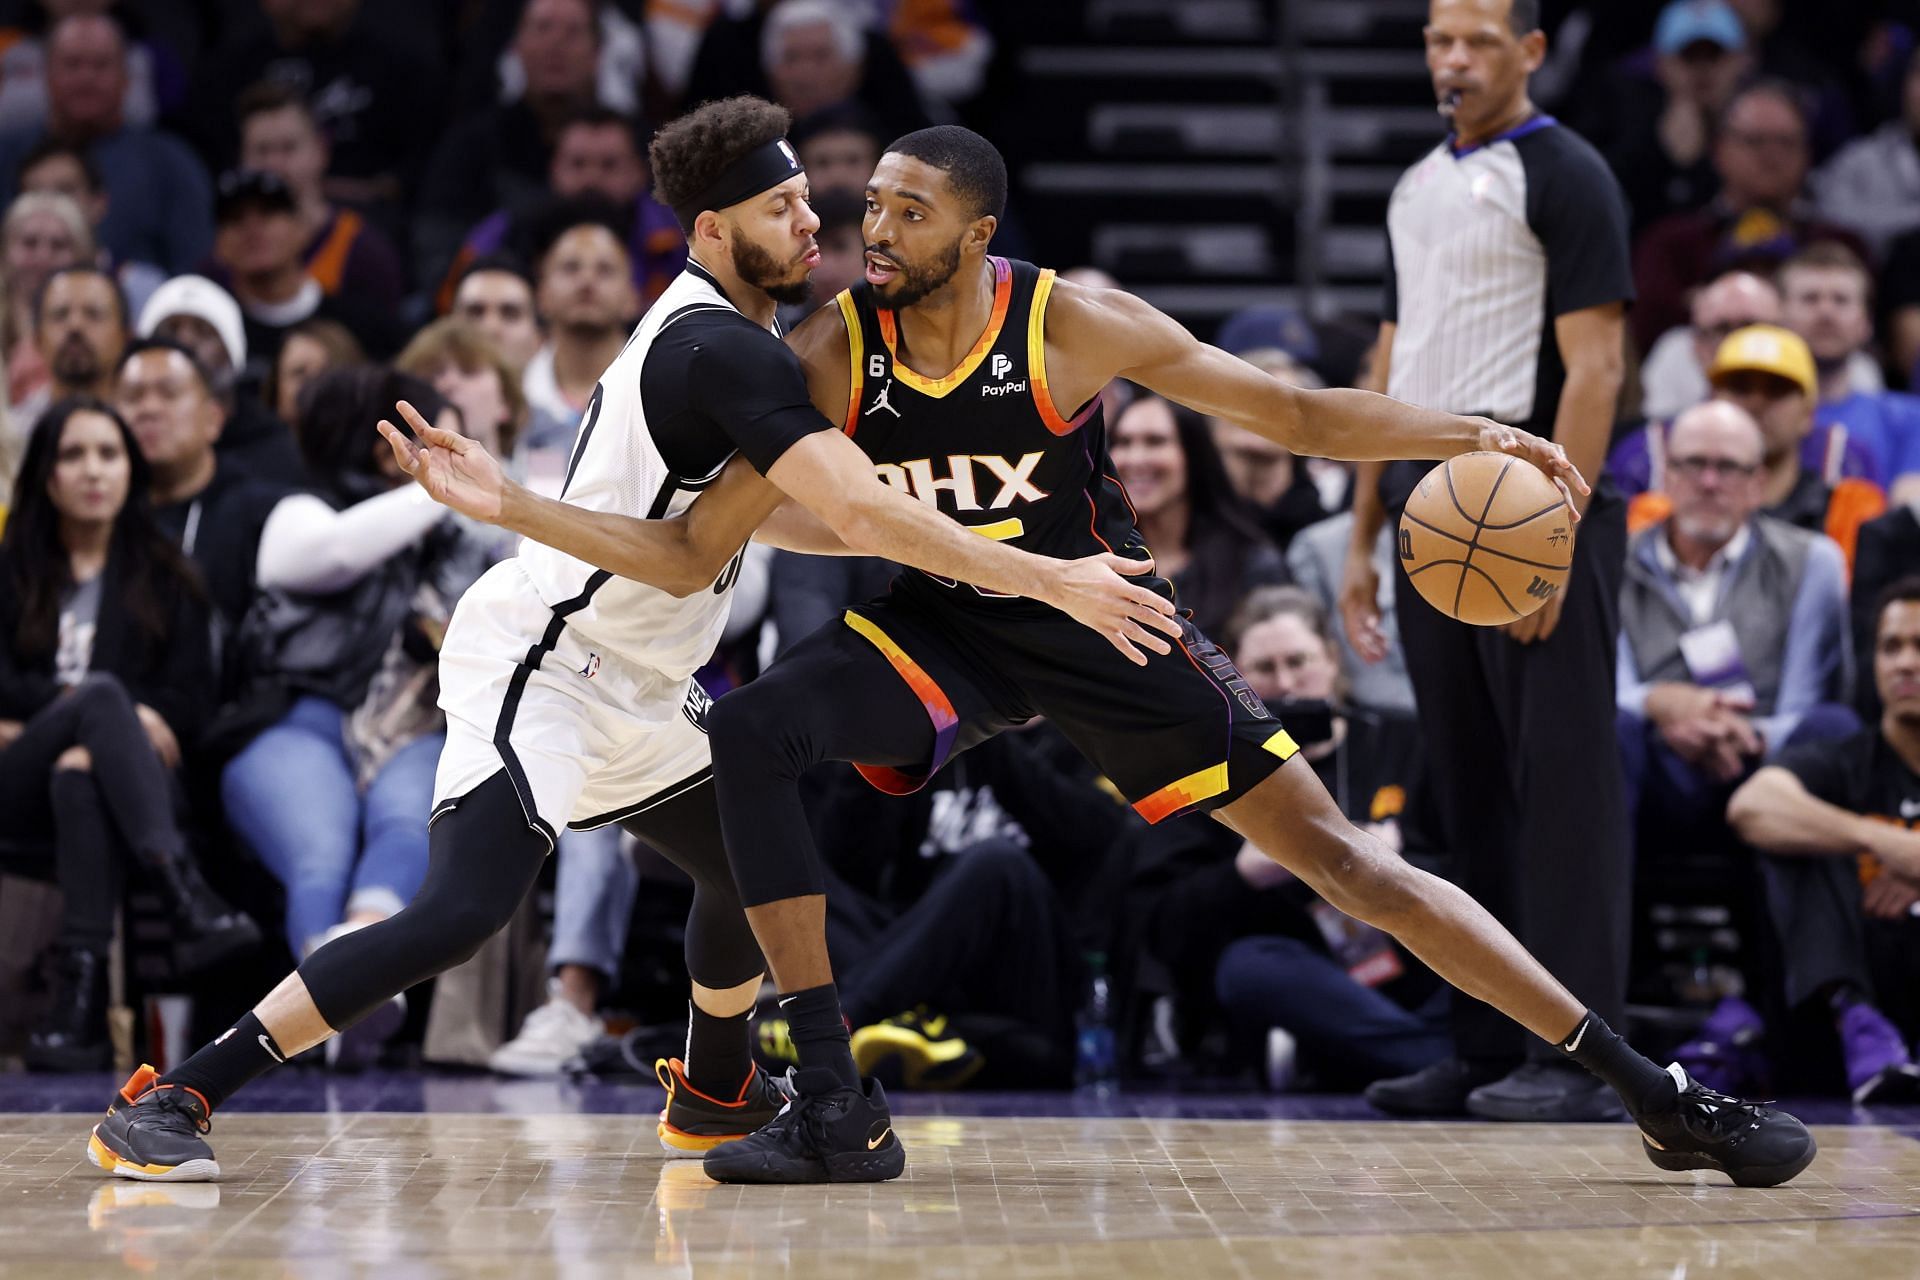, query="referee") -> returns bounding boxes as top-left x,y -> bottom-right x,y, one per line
1340,0 -> 1634,1121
